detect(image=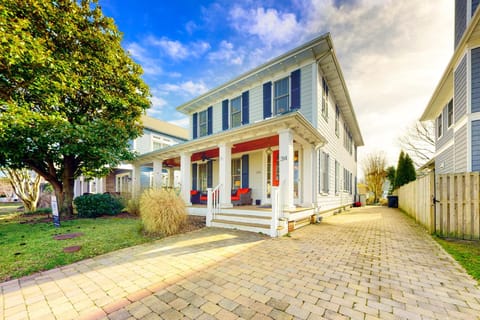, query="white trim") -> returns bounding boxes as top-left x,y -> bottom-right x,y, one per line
468,118 -> 472,171
467,49 -> 472,115
433,139 -> 454,158
454,114 -> 469,132
468,0 -> 472,24
312,63 -> 318,128
436,113 -> 444,139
